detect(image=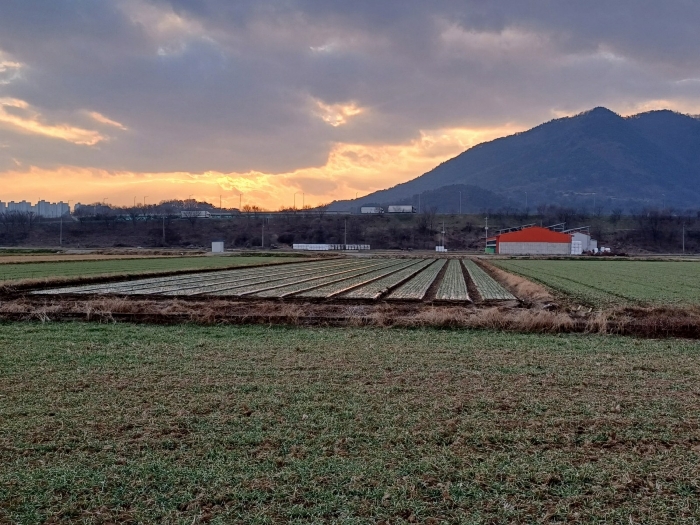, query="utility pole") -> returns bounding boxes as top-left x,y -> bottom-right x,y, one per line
682,222 -> 685,254
344,219 -> 347,247
144,196 -> 148,207
219,195 -> 222,210
485,216 -> 489,248
162,215 -> 166,245
261,221 -> 264,249
442,220 -> 445,248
